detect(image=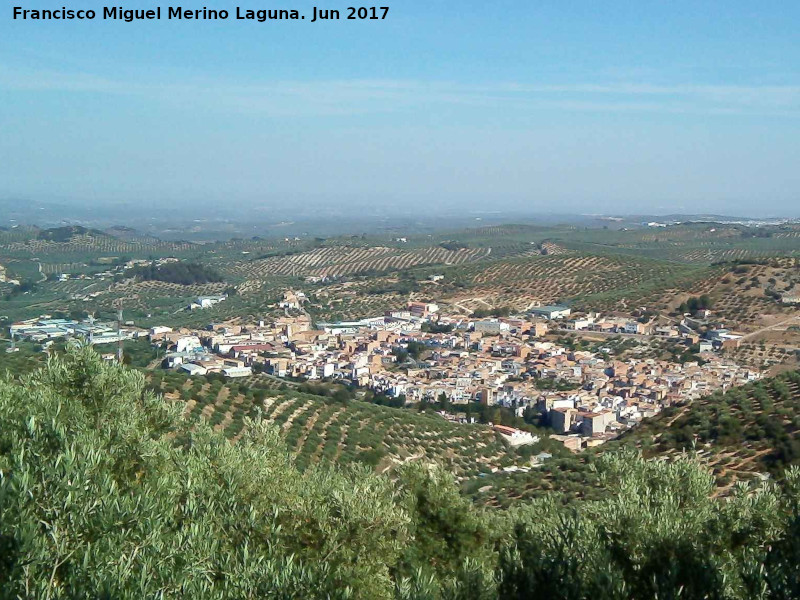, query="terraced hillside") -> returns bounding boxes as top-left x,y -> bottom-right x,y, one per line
147,370 -> 291,441
226,245 -> 491,279
261,393 -> 522,476
468,369 -> 800,508
148,370 -> 527,478
664,258 -> 800,372
442,253 -> 711,313
0,227 -> 196,261
95,279 -> 230,312
622,370 -> 800,487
